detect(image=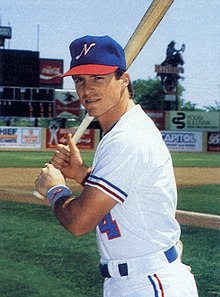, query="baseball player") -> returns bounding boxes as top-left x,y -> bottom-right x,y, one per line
35,35 -> 199,297
48,119 -> 59,145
